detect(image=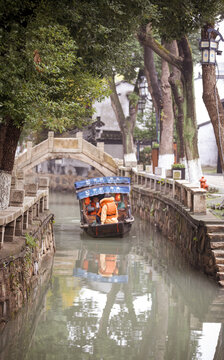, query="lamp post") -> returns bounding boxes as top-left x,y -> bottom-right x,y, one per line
199,28 -> 224,64
137,76 -> 148,112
